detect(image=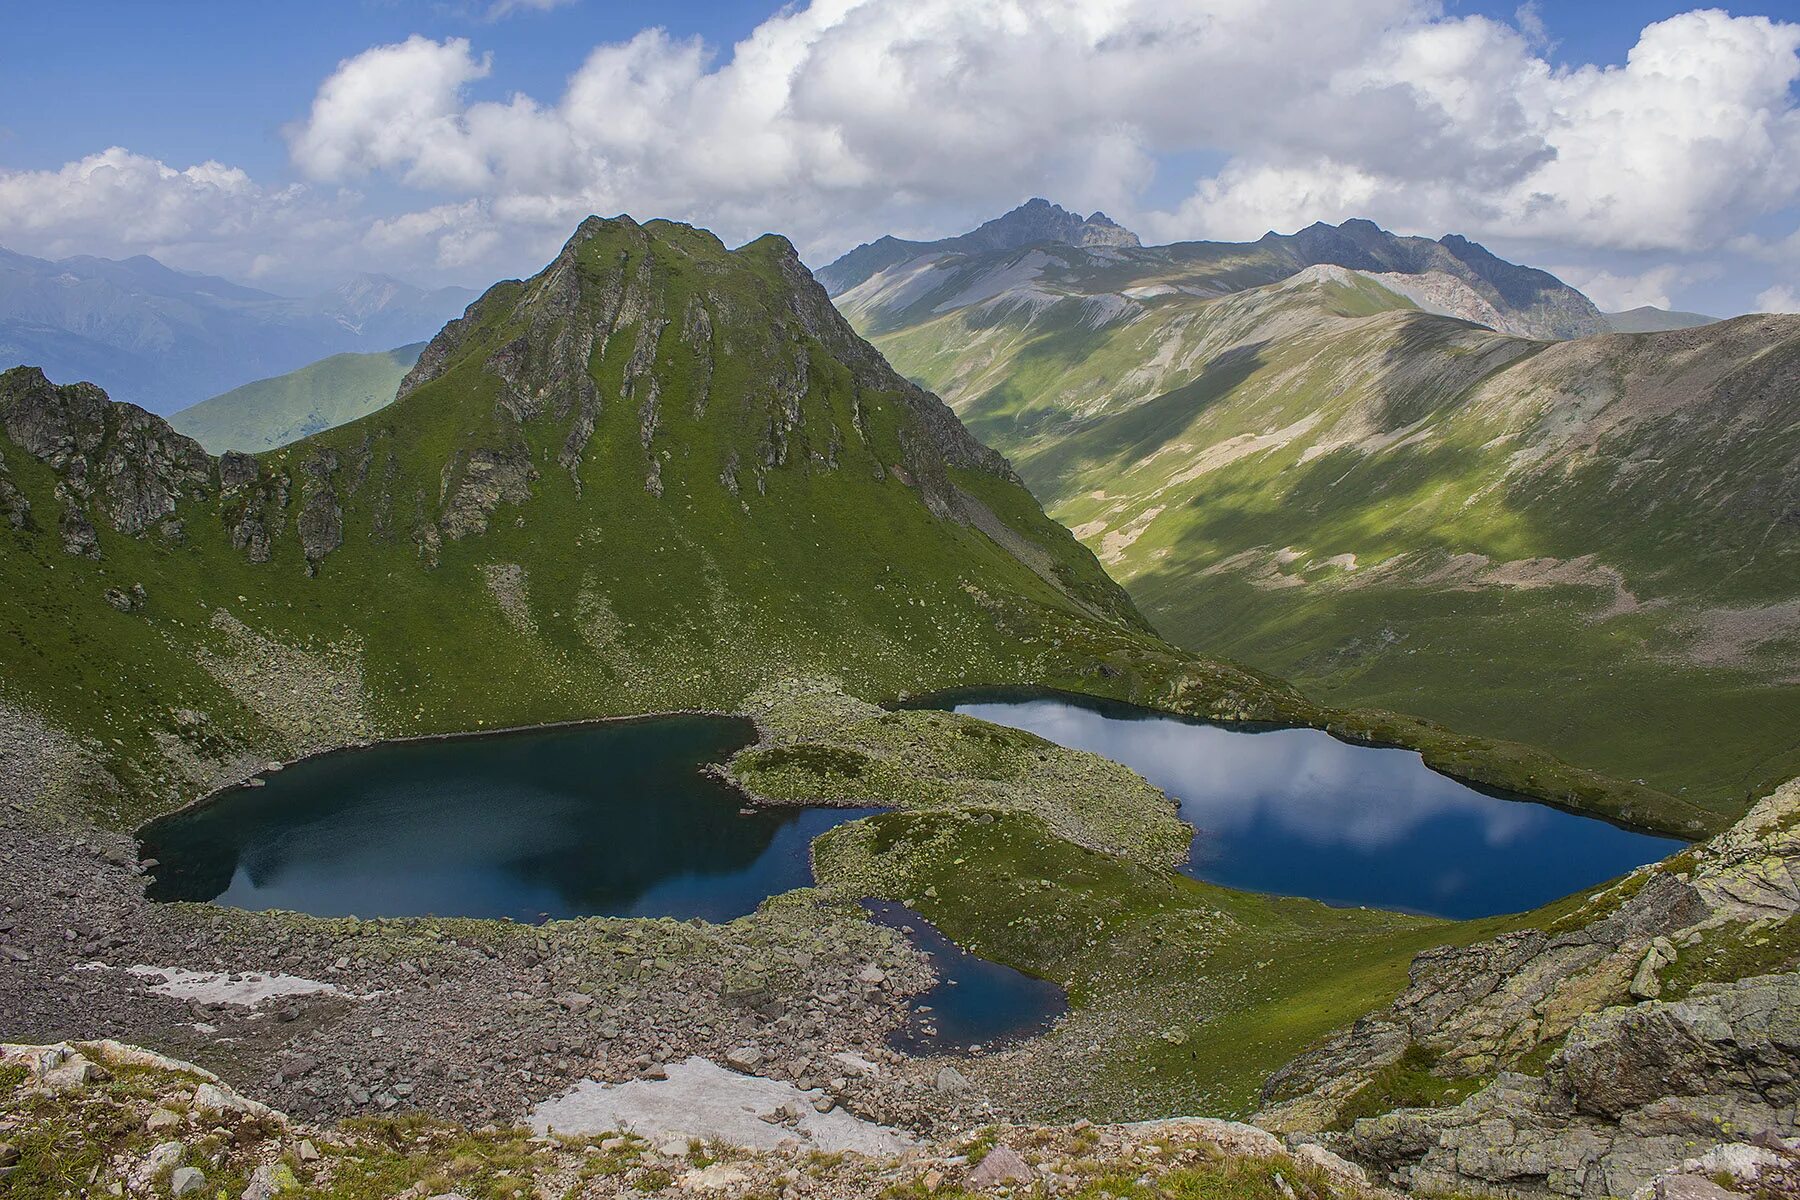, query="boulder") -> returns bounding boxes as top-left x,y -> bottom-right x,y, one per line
967,1145 -> 1034,1189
